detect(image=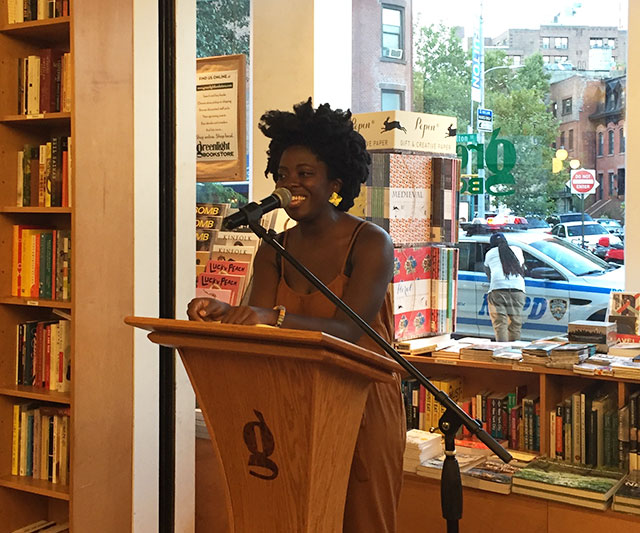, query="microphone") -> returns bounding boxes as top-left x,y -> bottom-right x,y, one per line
222,188 -> 292,230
